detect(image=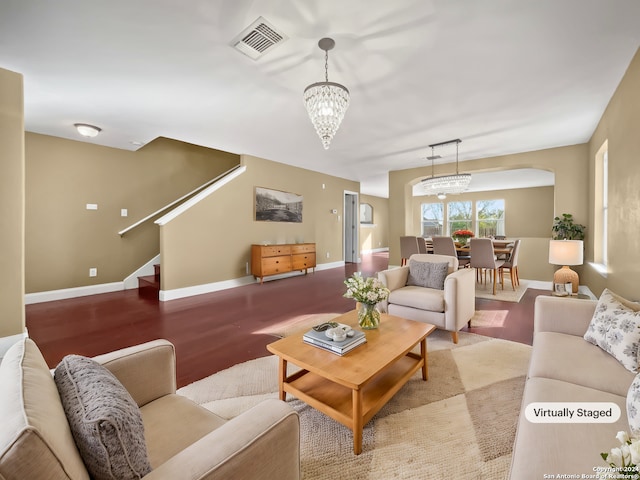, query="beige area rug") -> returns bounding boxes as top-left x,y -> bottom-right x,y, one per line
475,278 -> 529,303
178,330 -> 531,479
469,309 -> 509,328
